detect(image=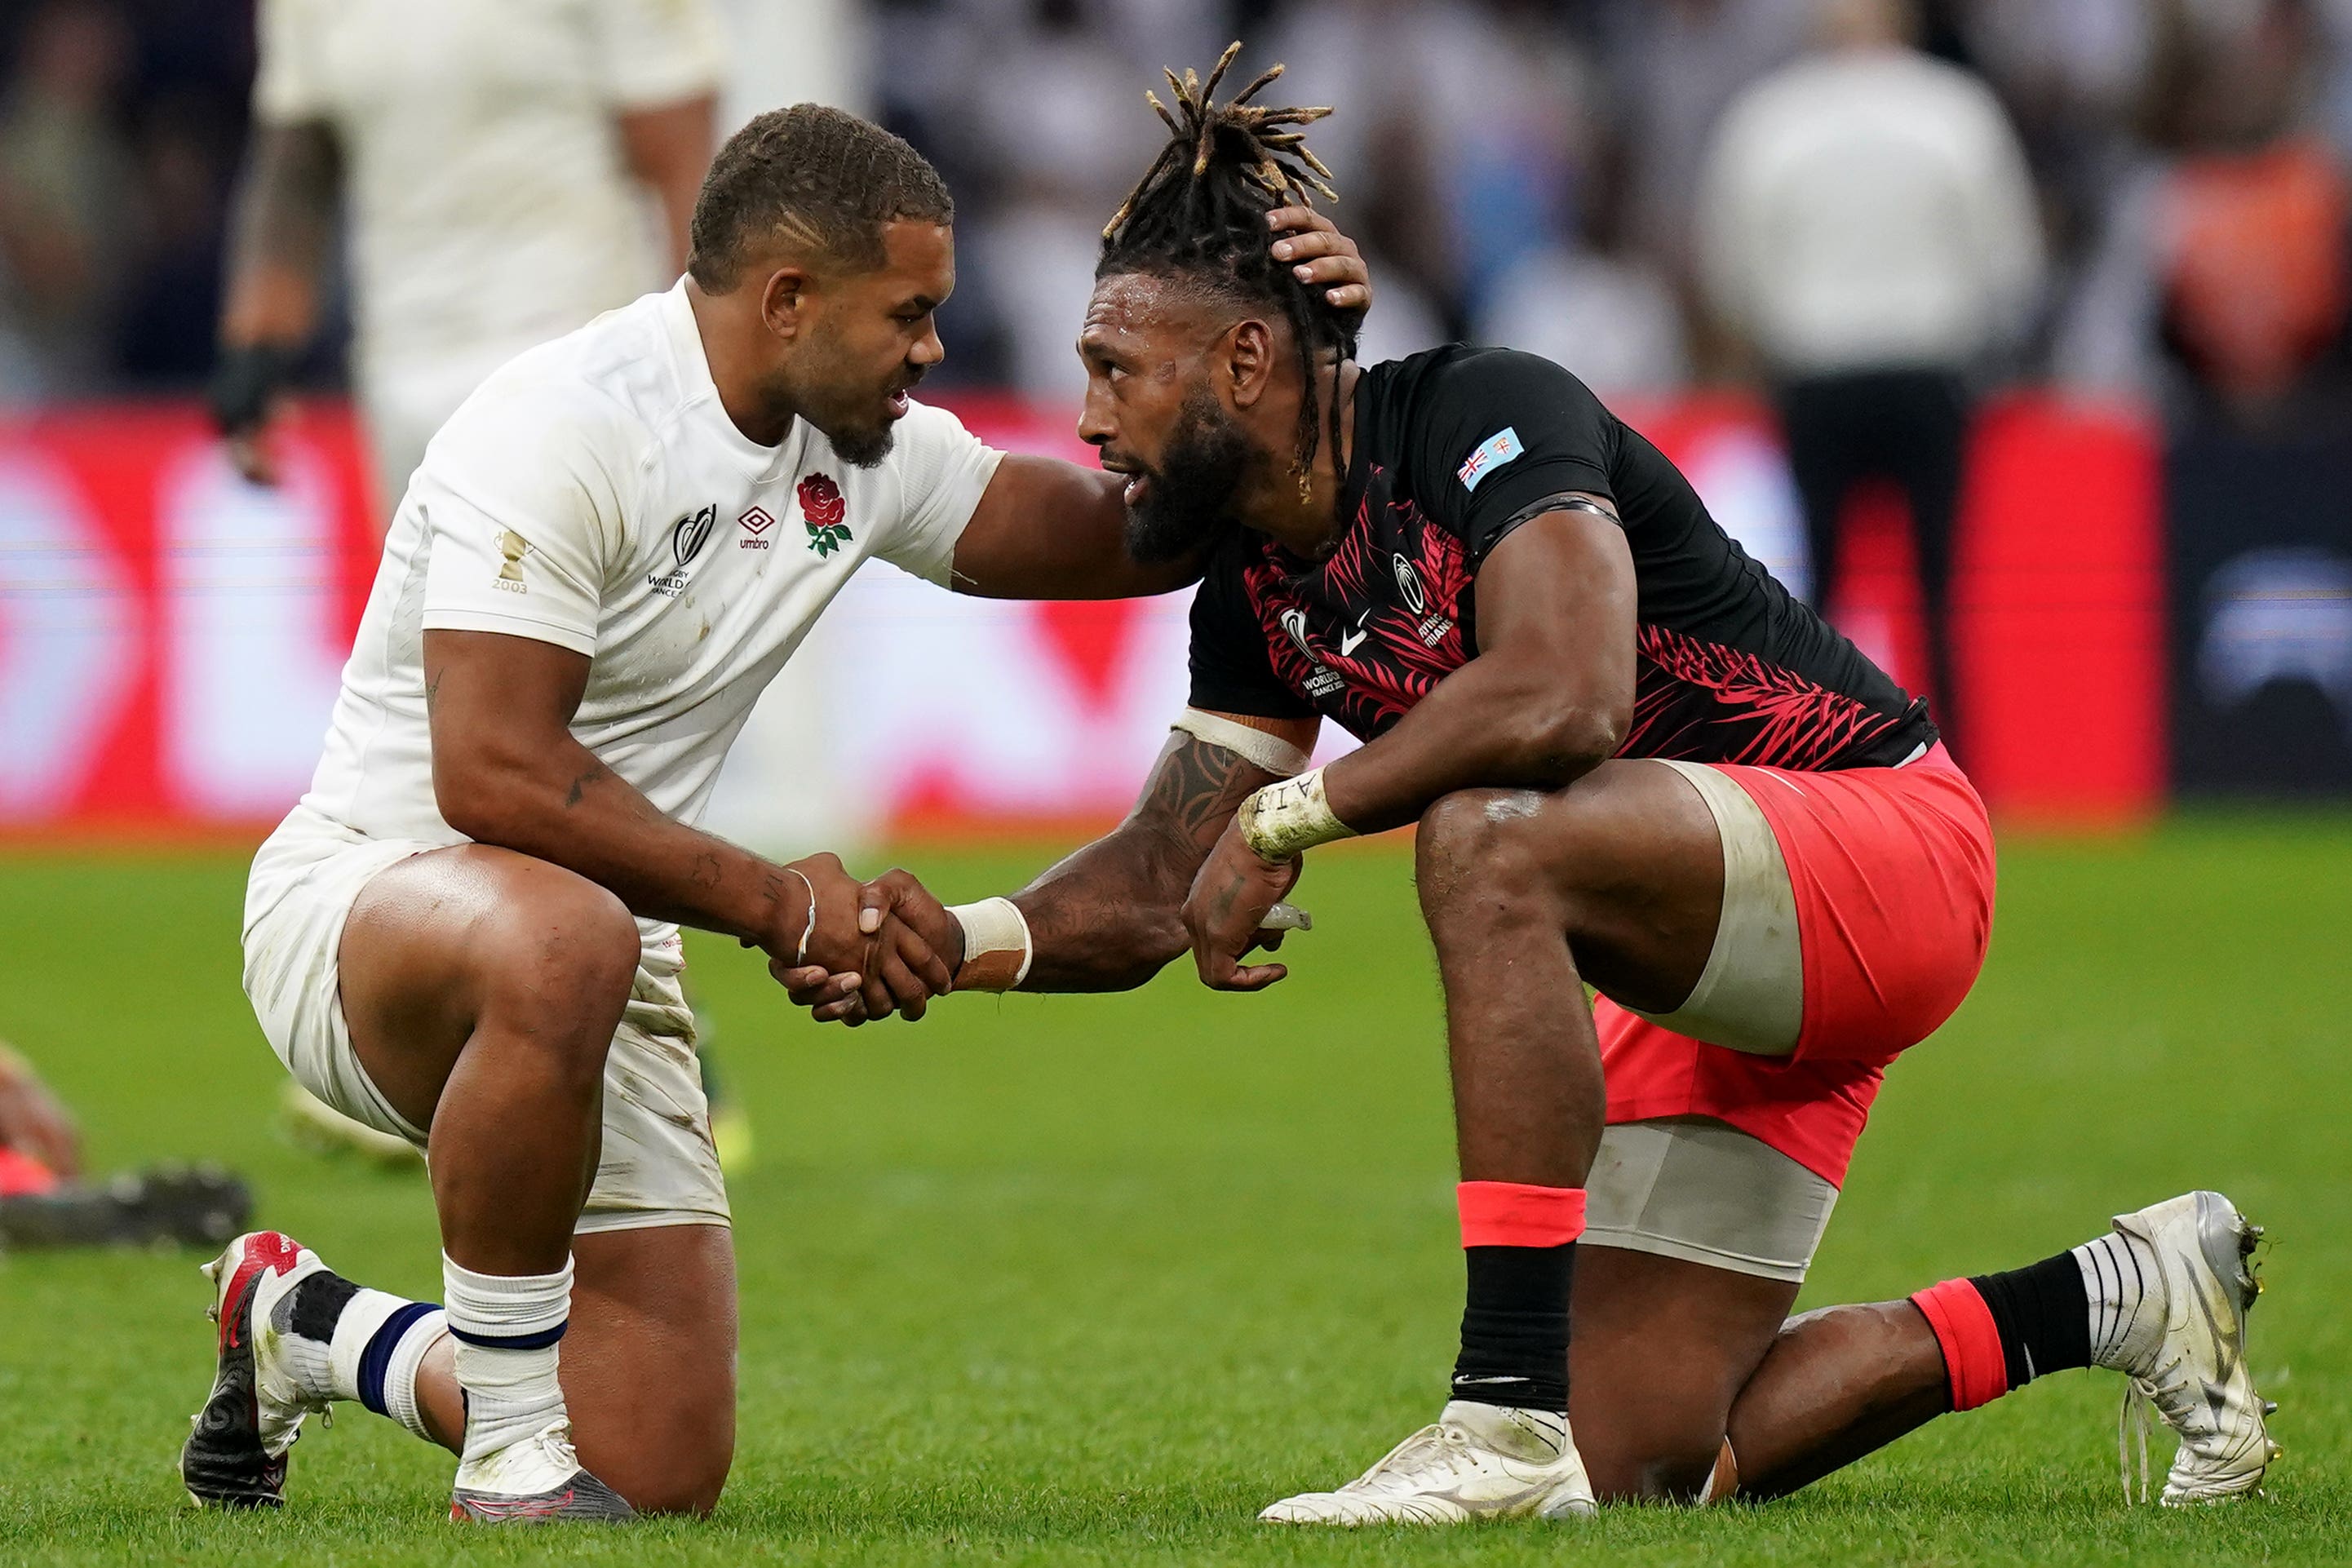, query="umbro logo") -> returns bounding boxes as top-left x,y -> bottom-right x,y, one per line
739,505 -> 774,551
